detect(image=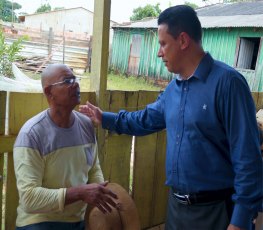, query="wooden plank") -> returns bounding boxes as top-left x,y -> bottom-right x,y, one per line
0,150 -> 4,229
0,136 -> 16,153
9,93 -> 48,135
5,152 -> 19,230
90,0 -> 111,105
103,91 -> 138,190
255,212 -> 263,230
103,134 -> 132,190
132,91 -> 160,229
95,91 -> 110,181
0,91 -> 7,135
256,92 -> 263,111
151,130 -> 169,226
251,92 -> 259,111
77,91 -> 97,108
9,92 -> 92,135
133,134 -> 157,229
